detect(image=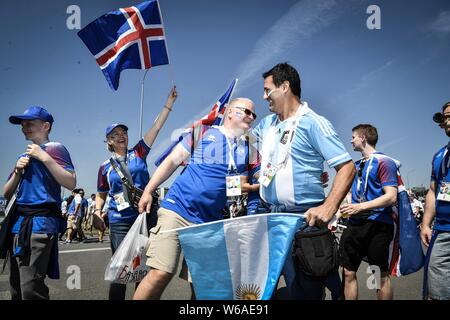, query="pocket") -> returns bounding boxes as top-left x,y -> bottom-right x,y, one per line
149,224 -> 161,236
